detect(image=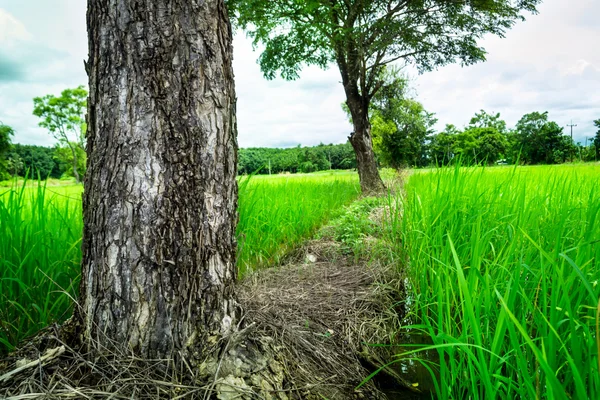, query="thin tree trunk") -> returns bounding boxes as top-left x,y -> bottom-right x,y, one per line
65,141 -> 80,184
80,0 -> 238,360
